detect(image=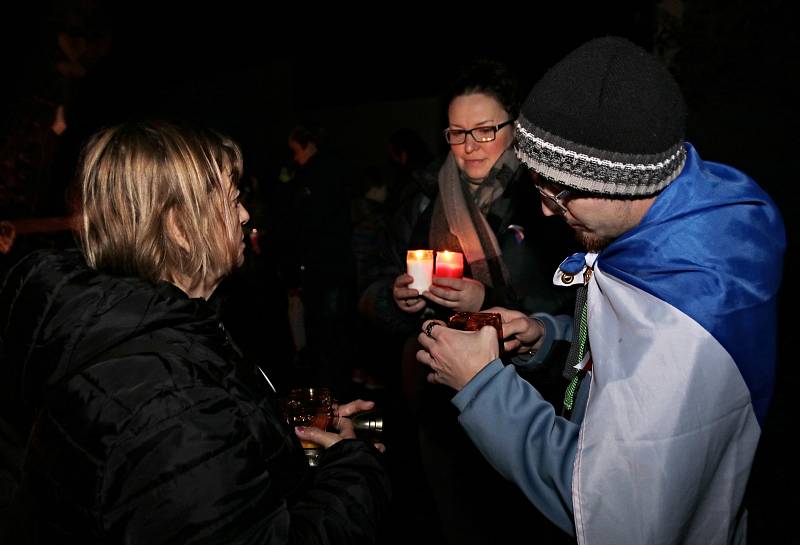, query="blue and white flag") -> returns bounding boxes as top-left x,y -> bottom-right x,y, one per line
573,144 -> 785,544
